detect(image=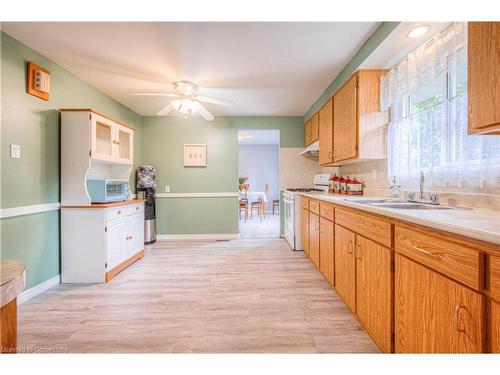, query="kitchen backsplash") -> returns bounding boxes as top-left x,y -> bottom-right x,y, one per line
339,160 -> 500,211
